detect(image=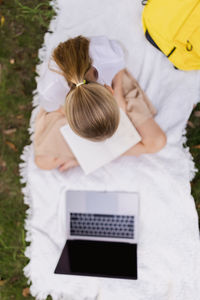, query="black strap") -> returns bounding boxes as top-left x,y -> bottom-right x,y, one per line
145,30 -> 179,70
141,0 -> 148,5
145,30 -> 161,51
167,47 -> 176,57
